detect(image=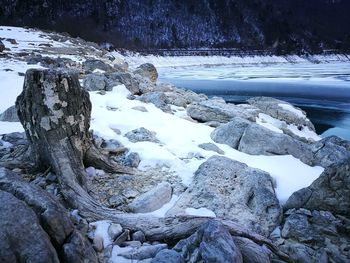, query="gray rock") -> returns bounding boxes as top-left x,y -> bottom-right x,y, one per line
132,230 -> 146,243
233,237 -> 272,263
151,249 -> 184,263
247,97 -> 315,131
108,194 -> 127,208
278,208 -> 350,262
284,160 -> 350,215
122,188 -> 139,198
174,220 -> 243,263
105,72 -> 141,94
210,117 -> 251,149
138,92 -> 171,112
134,63 -> 158,82
132,106 -> 148,112
129,182 -> 172,213
93,236 -> 104,252
0,190 -> 60,263
198,142 -> 225,154
309,136 -> 350,167
238,123 -> 312,164
0,105 -> 19,122
167,156 -> 282,236
0,168 -> 97,262
124,152 -> 141,168
82,59 -> 114,73
120,241 -> 142,248
83,73 -> 107,91
187,98 -> 257,123
114,229 -> 130,245
108,223 -> 123,241
125,127 -> 160,143
119,244 -> 167,260
1,132 -> 27,145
